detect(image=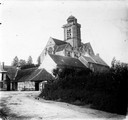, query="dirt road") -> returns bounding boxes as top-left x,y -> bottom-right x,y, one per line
0,91 -> 125,120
